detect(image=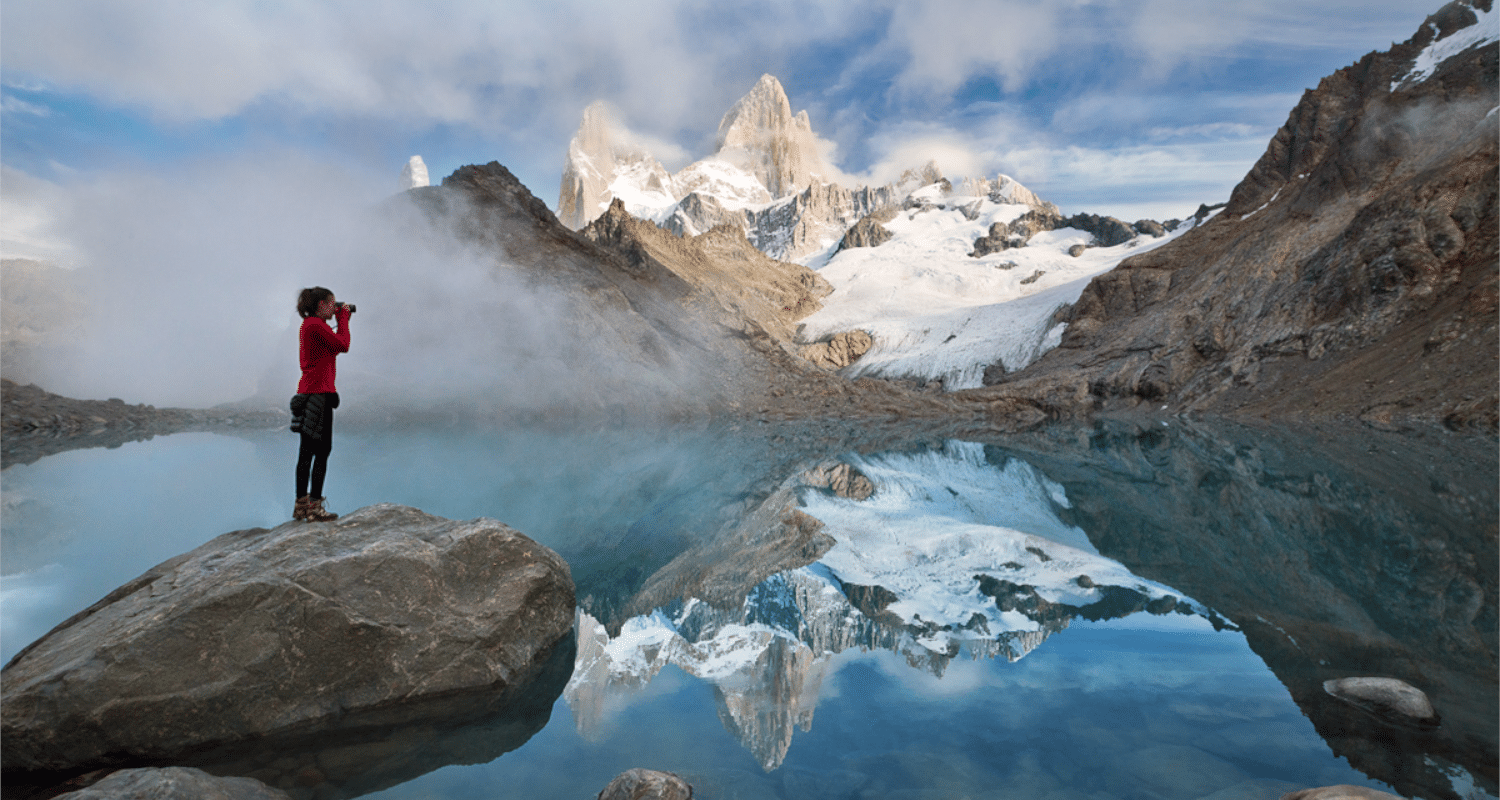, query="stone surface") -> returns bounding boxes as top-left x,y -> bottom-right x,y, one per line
974,1 -> 1498,432
54,767 -> 291,800
1281,786 -> 1405,800
836,212 -> 894,251
1323,677 -> 1439,722
1064,212 -> 1138,247
799,330 -> 873,371
714,74 -> 829,199
598,768 -> 694,800
1,504 -> 575,781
